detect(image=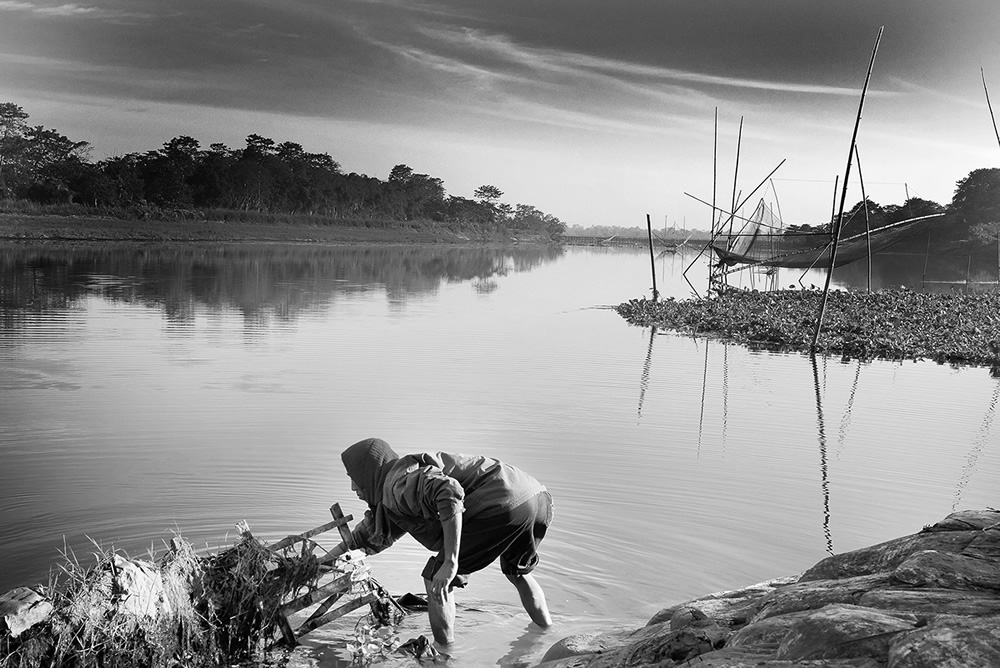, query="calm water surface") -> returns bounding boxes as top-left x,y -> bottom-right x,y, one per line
1,242 -> 997,667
